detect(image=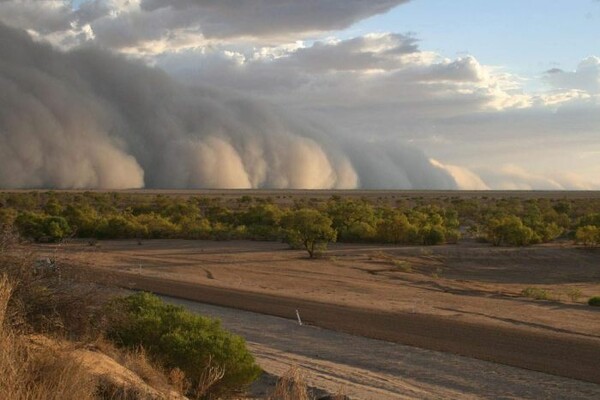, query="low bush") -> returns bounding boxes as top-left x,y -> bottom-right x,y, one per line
566,287 -> 583,302
588,296 -> 600,307
105,292 -> 261,397
521,287 -> 551,301
576,225 -> 600,247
